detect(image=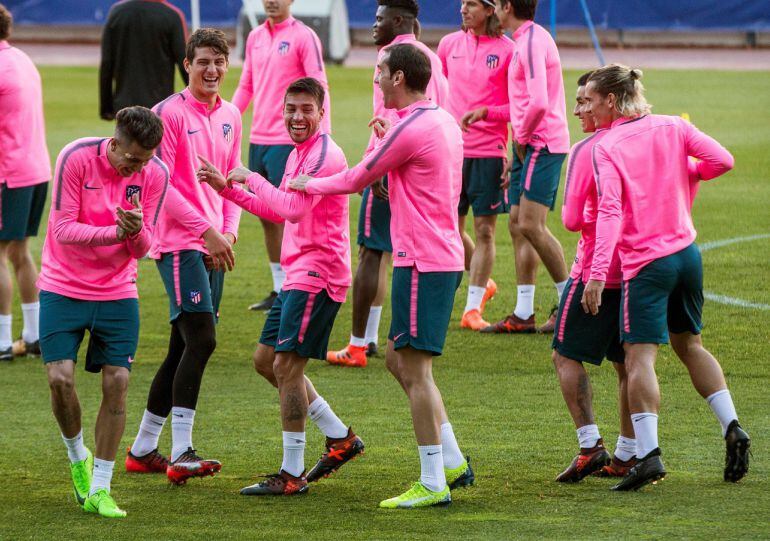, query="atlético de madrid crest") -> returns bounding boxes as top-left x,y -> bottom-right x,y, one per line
222,123 -> 233,143
126,185 -> 141,201
278,41 -> 290,55
487,54 -> 500,69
